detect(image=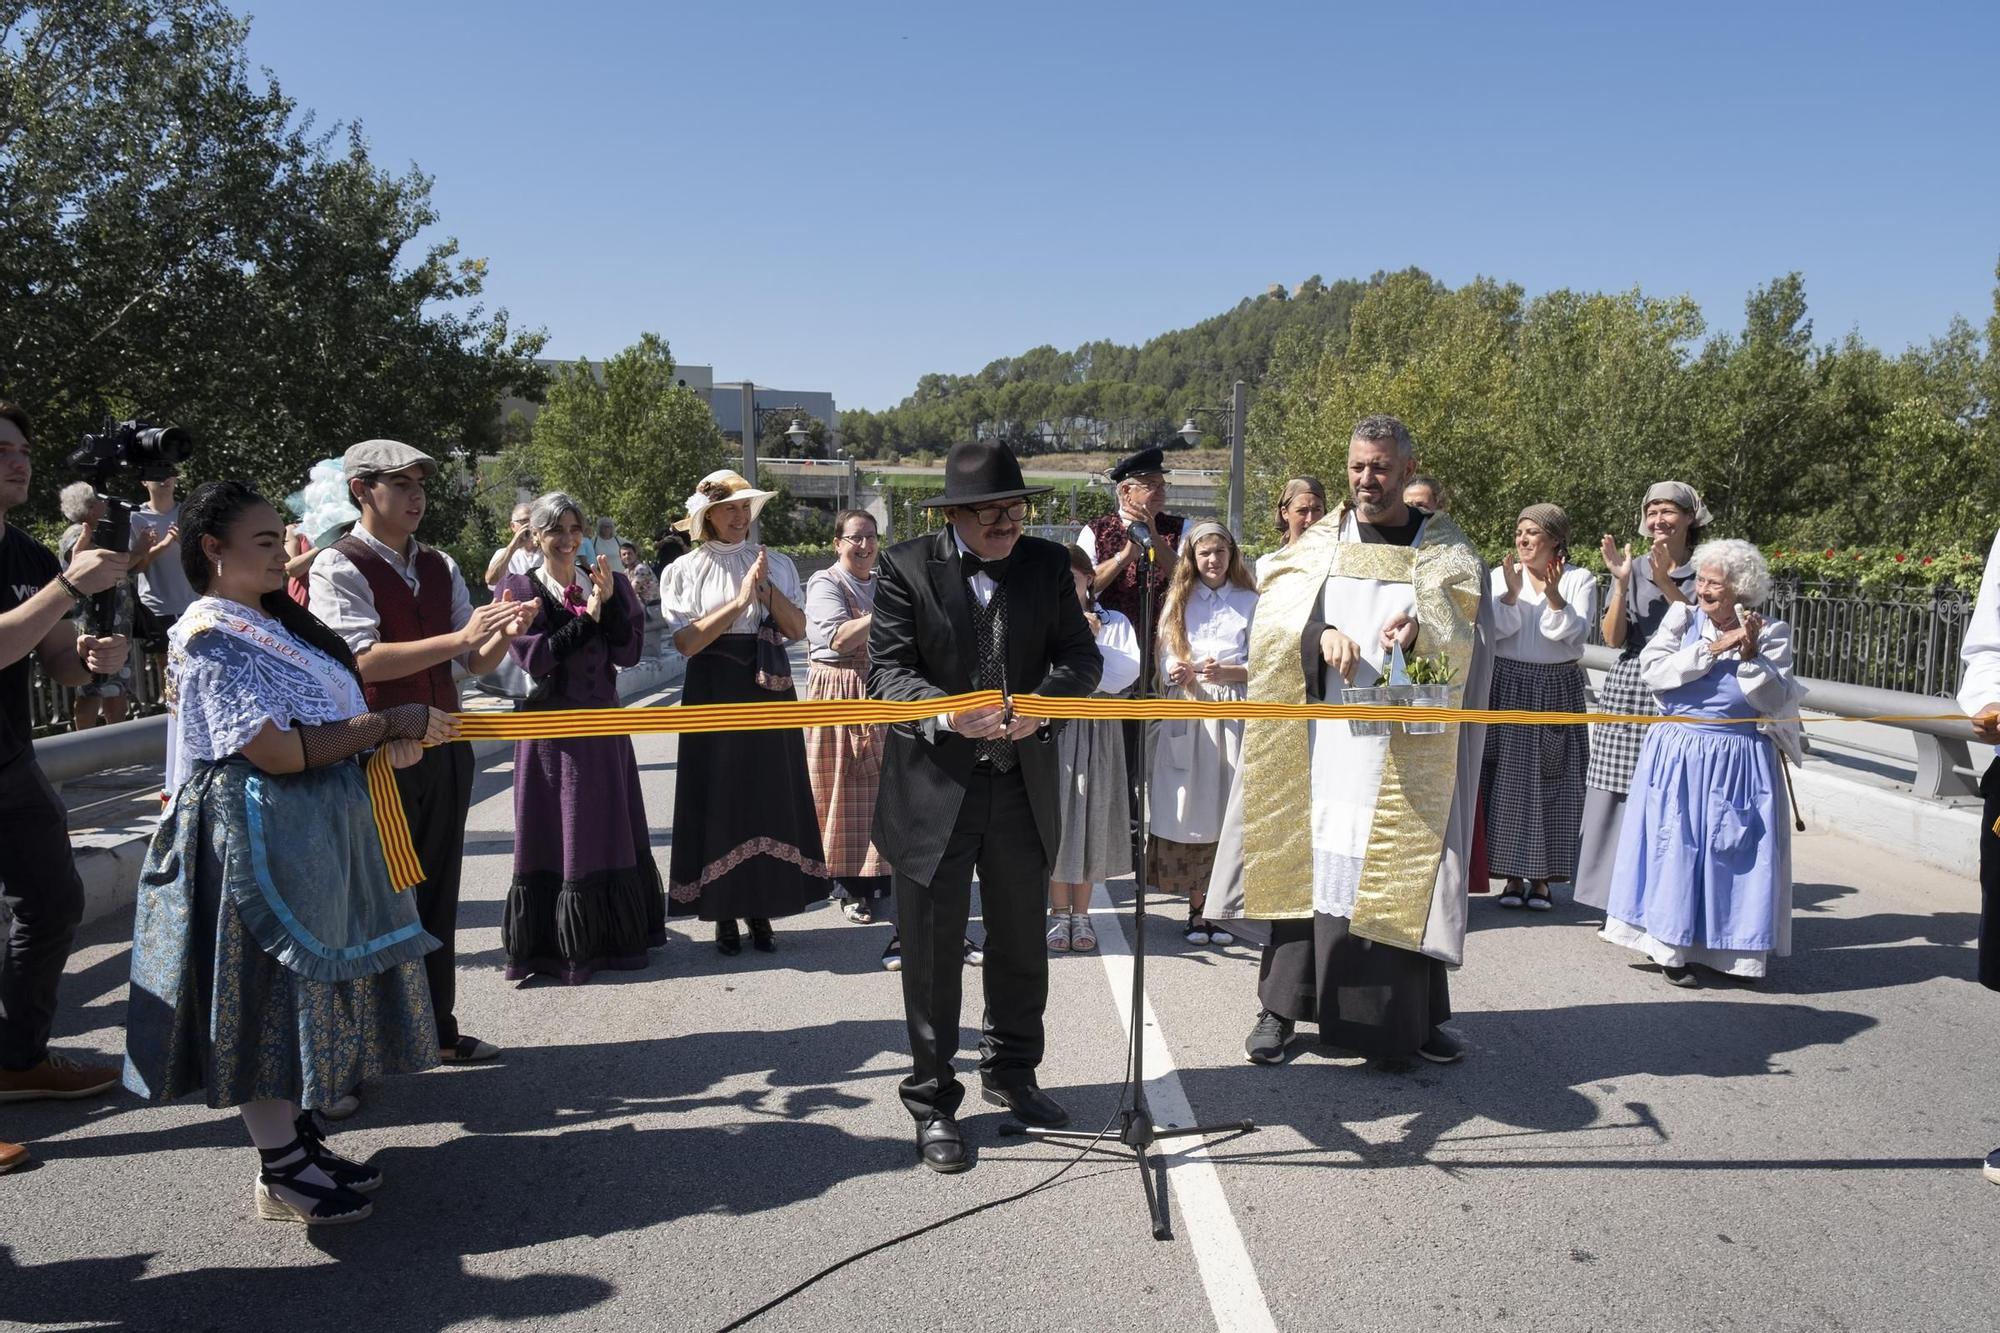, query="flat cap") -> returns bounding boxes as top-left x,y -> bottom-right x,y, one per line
342,438 -> 438,480
1108,446 -> 1166,483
